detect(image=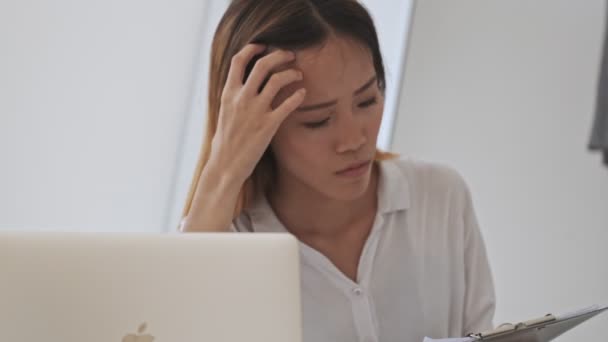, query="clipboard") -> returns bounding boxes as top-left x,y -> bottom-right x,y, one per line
467,304 -> 608,341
